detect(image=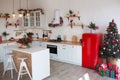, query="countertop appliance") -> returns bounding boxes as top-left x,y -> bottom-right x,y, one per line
82,33 -> 102,69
